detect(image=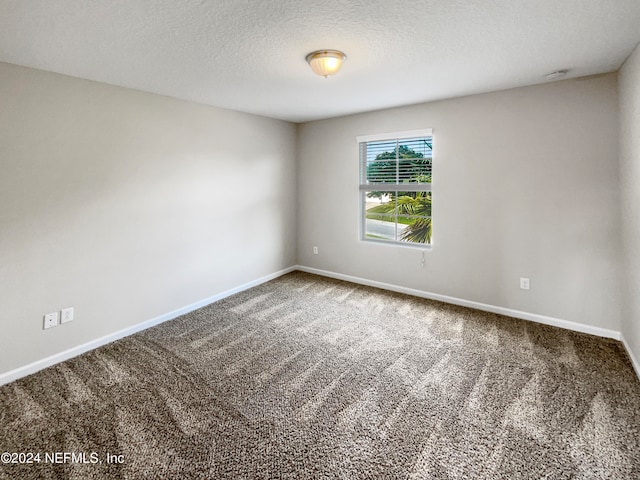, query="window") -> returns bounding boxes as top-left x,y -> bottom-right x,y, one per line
358,129 -> 433,247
